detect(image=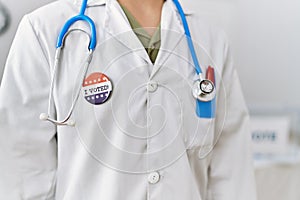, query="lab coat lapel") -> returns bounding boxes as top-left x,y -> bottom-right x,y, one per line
103,0 -> 152,64
150,0 -> 185,78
